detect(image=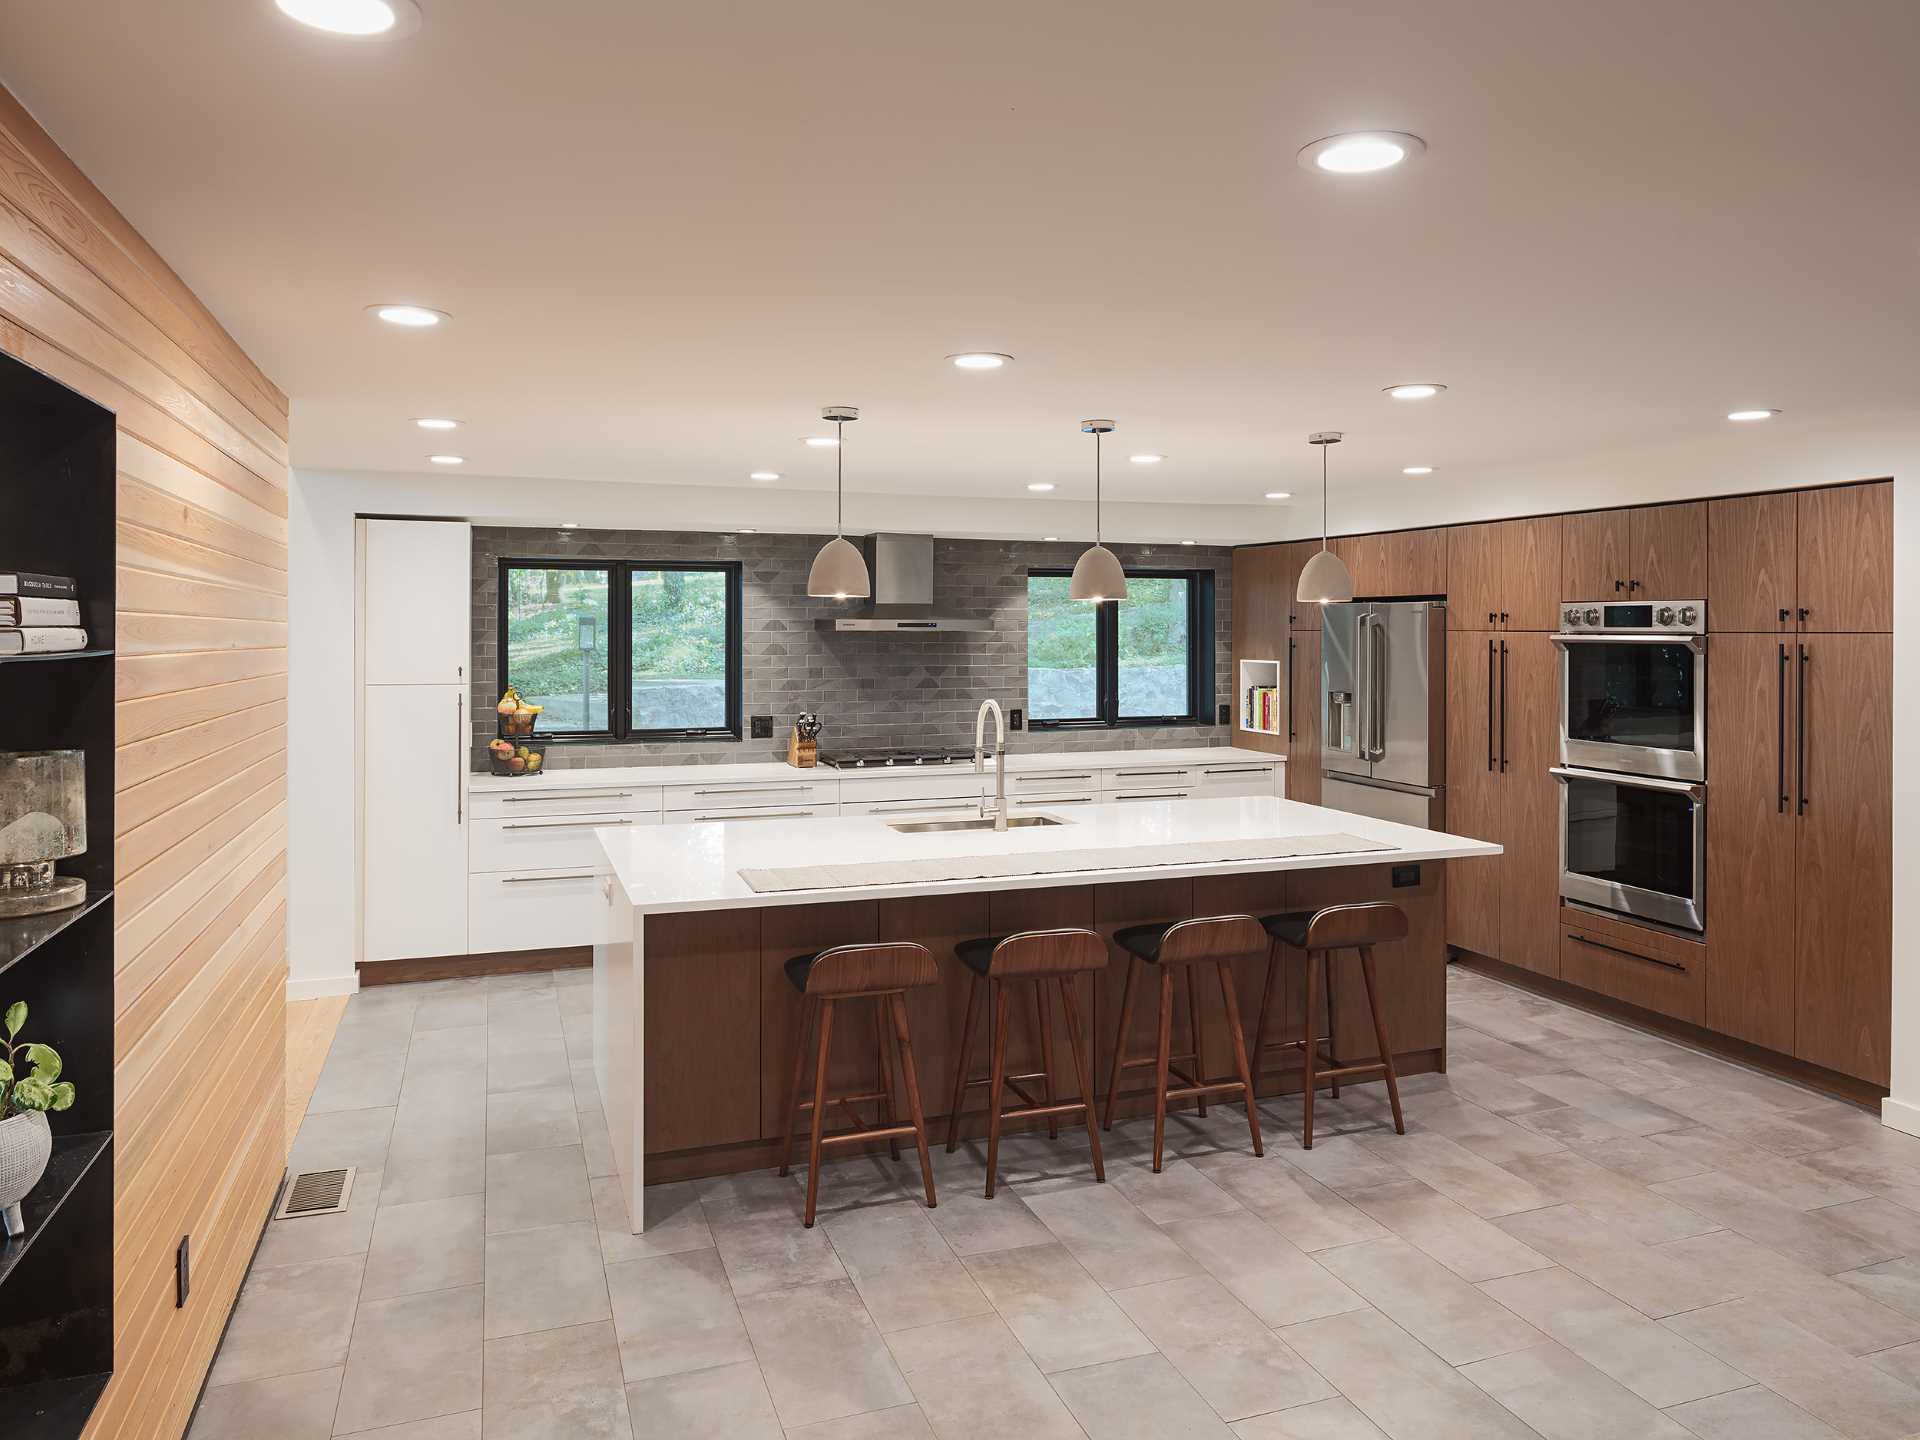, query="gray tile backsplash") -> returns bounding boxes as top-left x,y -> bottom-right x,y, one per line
470,527 -> 1233,770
